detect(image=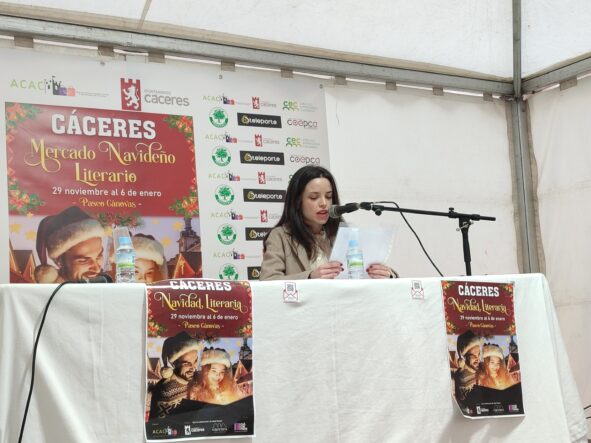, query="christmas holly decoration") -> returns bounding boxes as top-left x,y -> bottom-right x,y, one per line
164,115 -> 194,144
147,307 -> 167,337
6,103 -> 45,215
8,176 -> 45,215
96,211 -> 144,229
169,186 -> 199,218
